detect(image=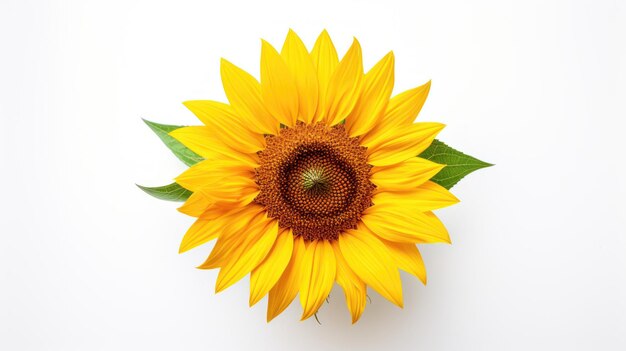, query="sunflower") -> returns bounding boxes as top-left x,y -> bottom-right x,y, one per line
170,29 -> 459,323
